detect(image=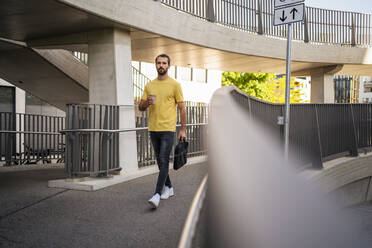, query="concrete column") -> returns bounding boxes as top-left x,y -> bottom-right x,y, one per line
15,87 -> 25,155
310,72 -> 335,103
293,65 -> 343,103
88,28 -> 138,174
